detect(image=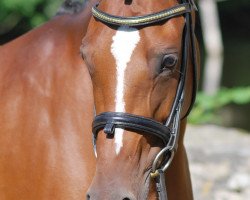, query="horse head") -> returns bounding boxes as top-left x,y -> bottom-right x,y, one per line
81,0 -> 199,199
